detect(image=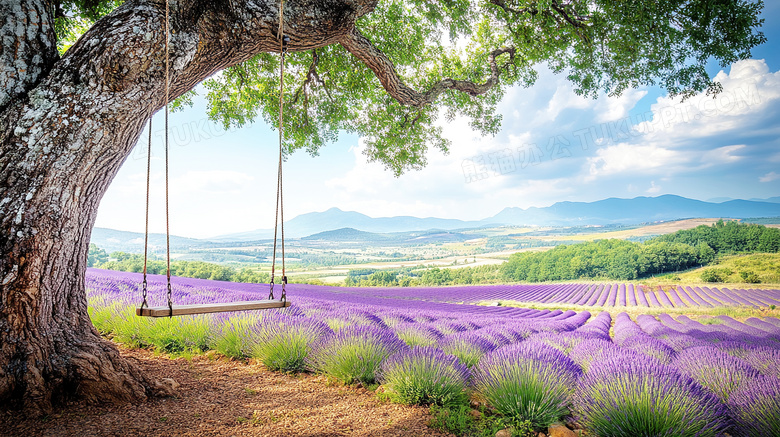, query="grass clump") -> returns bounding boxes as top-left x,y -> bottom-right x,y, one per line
145,315 -> 211,354
378,346 -> 470,407
307,326 -> 406,385
429,404 -> 533,437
